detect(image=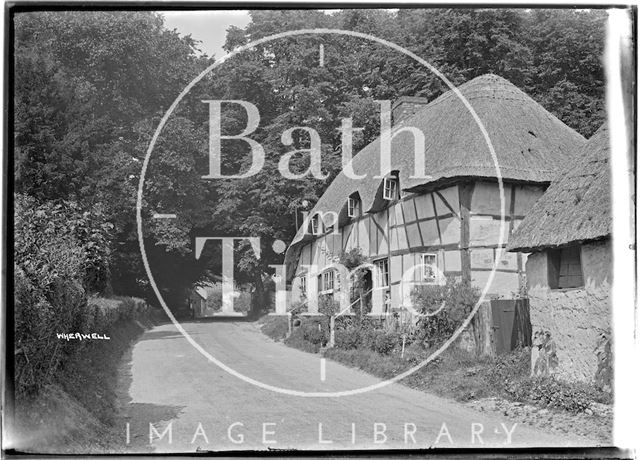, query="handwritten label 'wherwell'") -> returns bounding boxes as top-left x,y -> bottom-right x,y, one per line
56,333 -> 111,341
